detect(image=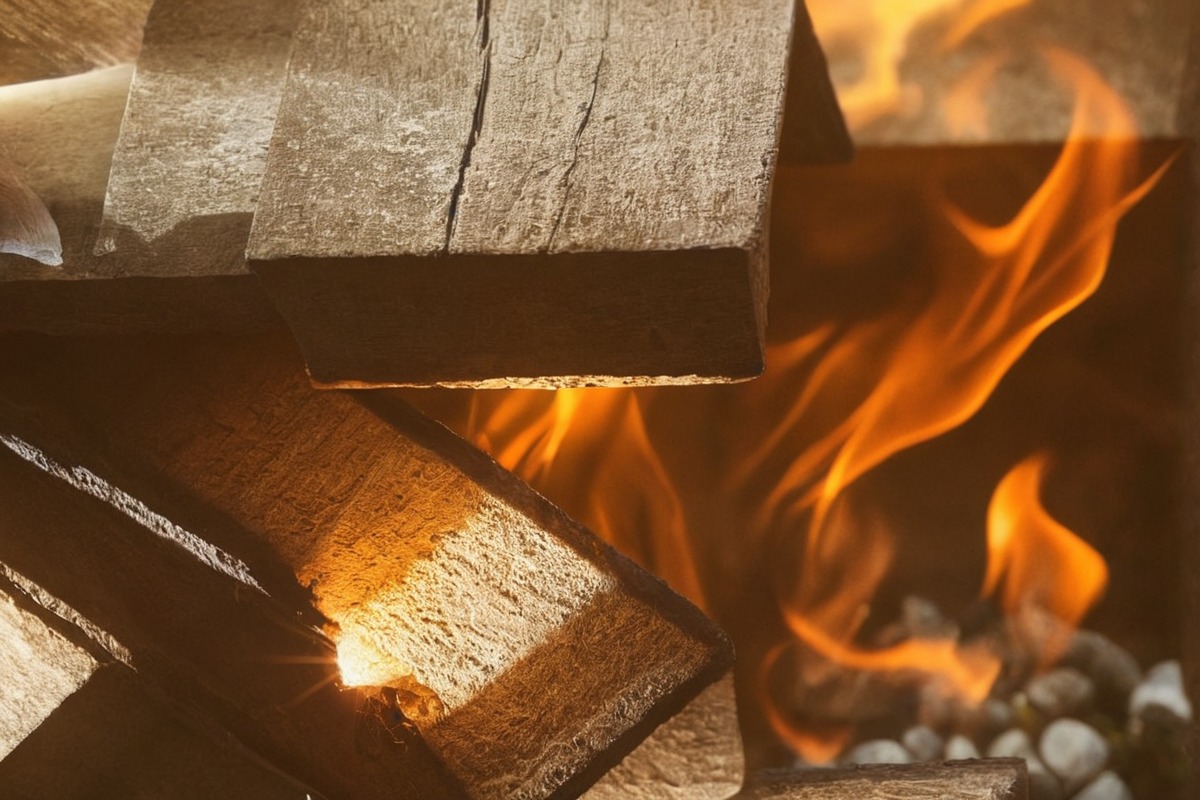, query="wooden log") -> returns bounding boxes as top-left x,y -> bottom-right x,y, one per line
0,418 -> 466,799
247,0 -> 805,388
740,760 -> 1029,799
0,0 -> 289,335
0,330 -> 734,800
0,0 -> 152,85
0,573 -> 323,798
584,672 -> 744,799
